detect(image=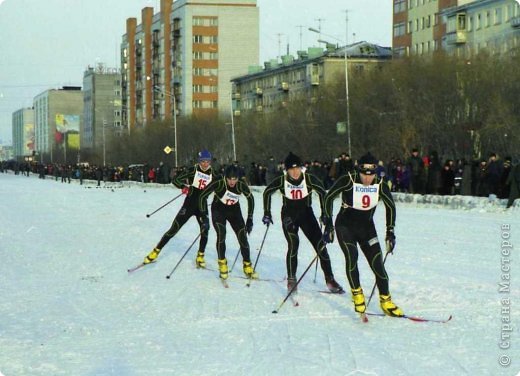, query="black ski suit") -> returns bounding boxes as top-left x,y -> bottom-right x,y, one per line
263,171 -> 335,280
199,177 -> 254,261
155,164 -> 218,252
324,171 -> 396,295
